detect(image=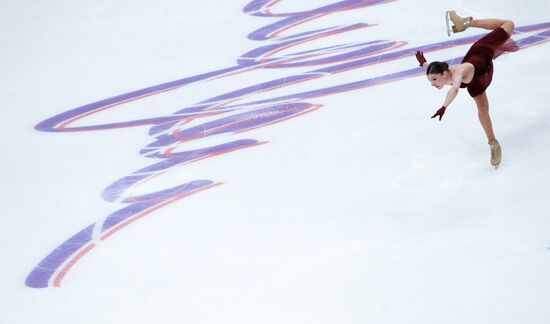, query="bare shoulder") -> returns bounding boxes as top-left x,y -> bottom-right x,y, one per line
451,63 -> 475,84
451,62 -> 474,74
